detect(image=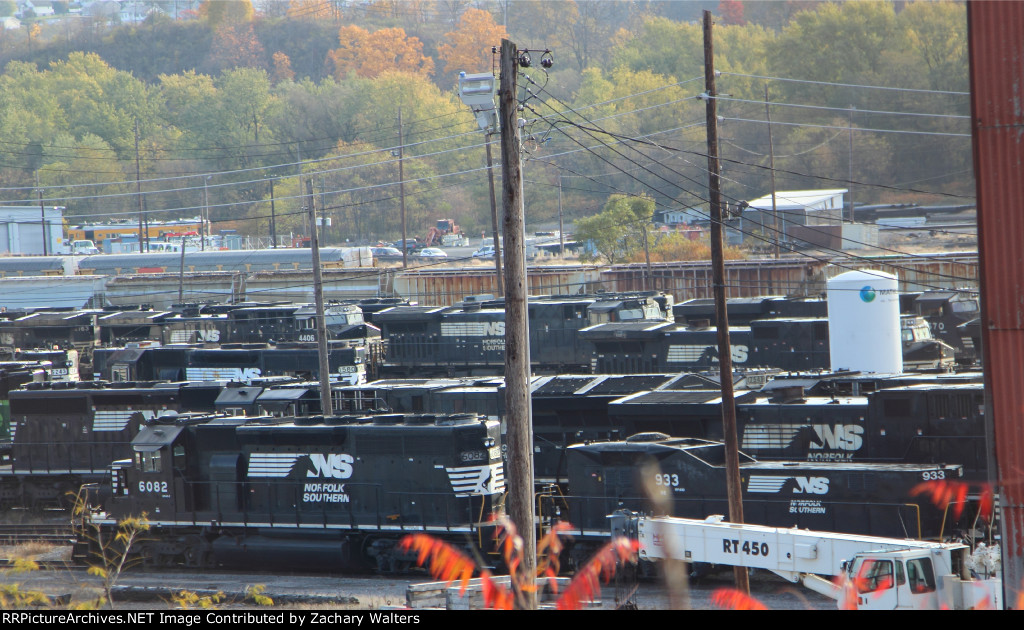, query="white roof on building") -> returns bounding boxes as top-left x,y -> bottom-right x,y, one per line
747,189 -> 847,211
